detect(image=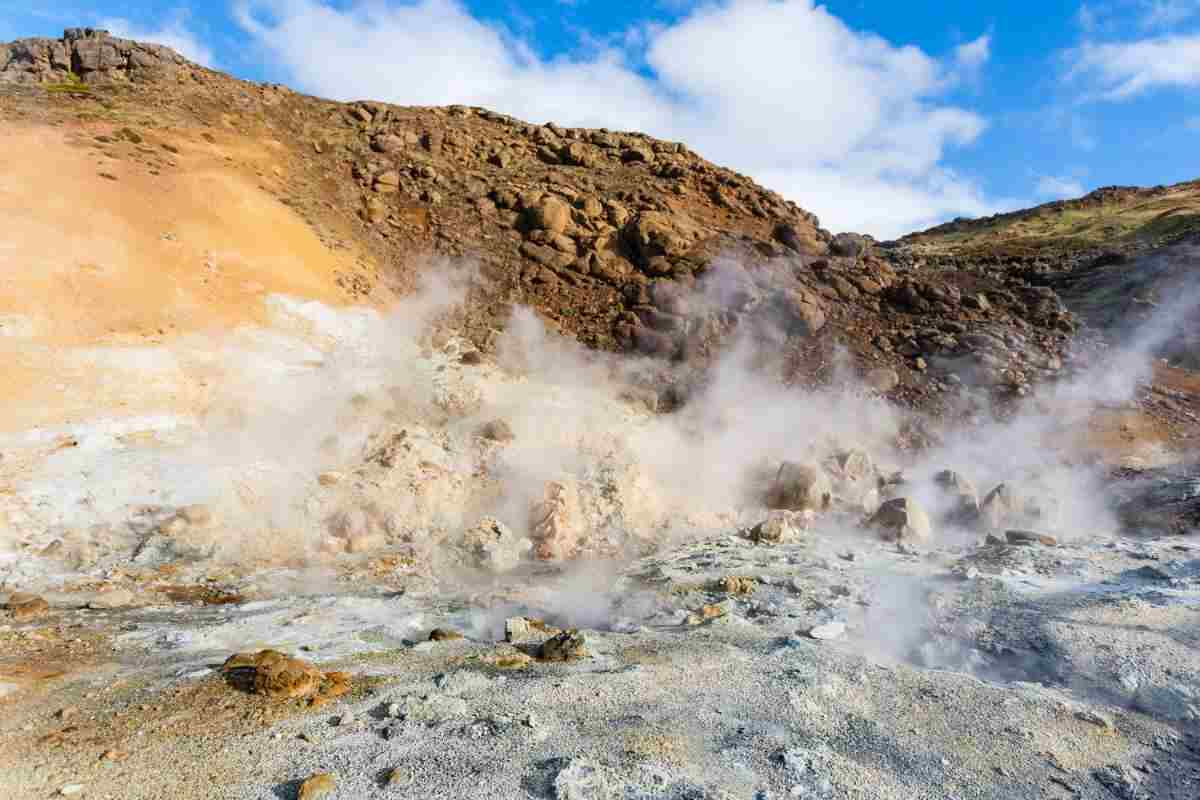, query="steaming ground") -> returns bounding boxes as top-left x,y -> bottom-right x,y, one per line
2,272 -> 1199,799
